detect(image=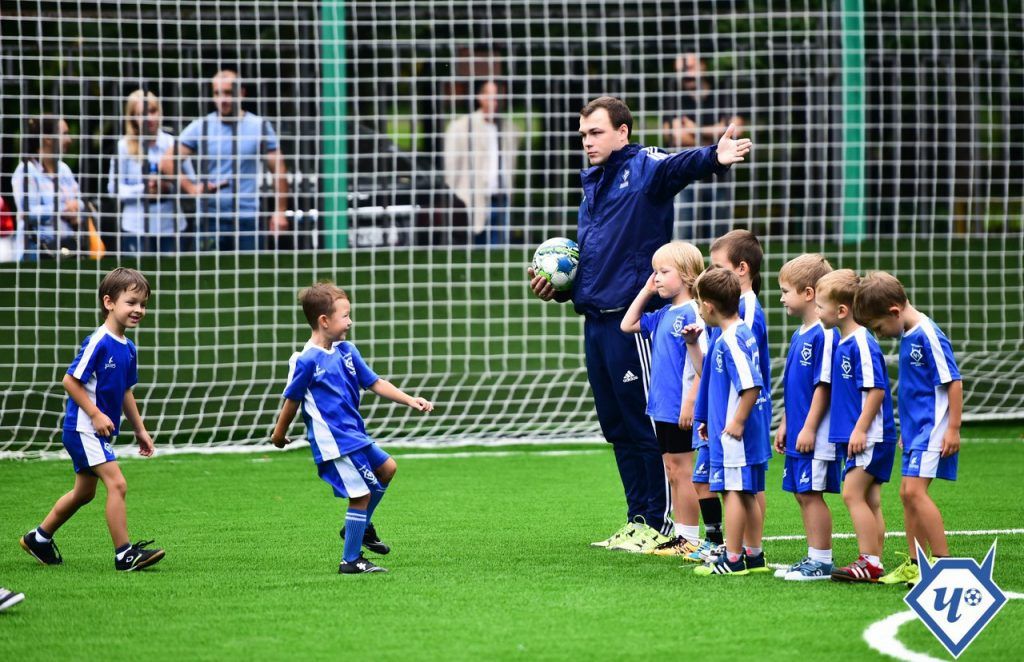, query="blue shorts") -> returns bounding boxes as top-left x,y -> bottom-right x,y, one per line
710,463 -> 766,494
902,449 -> 958,481
836,442 -> 896,483
316,443 -> 391,499
62,430 -> 116,474
692,446 -> 710,484
782,455 -> 843,494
